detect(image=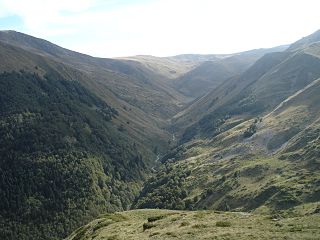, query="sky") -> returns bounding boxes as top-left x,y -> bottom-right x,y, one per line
0,0 -> 320,57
